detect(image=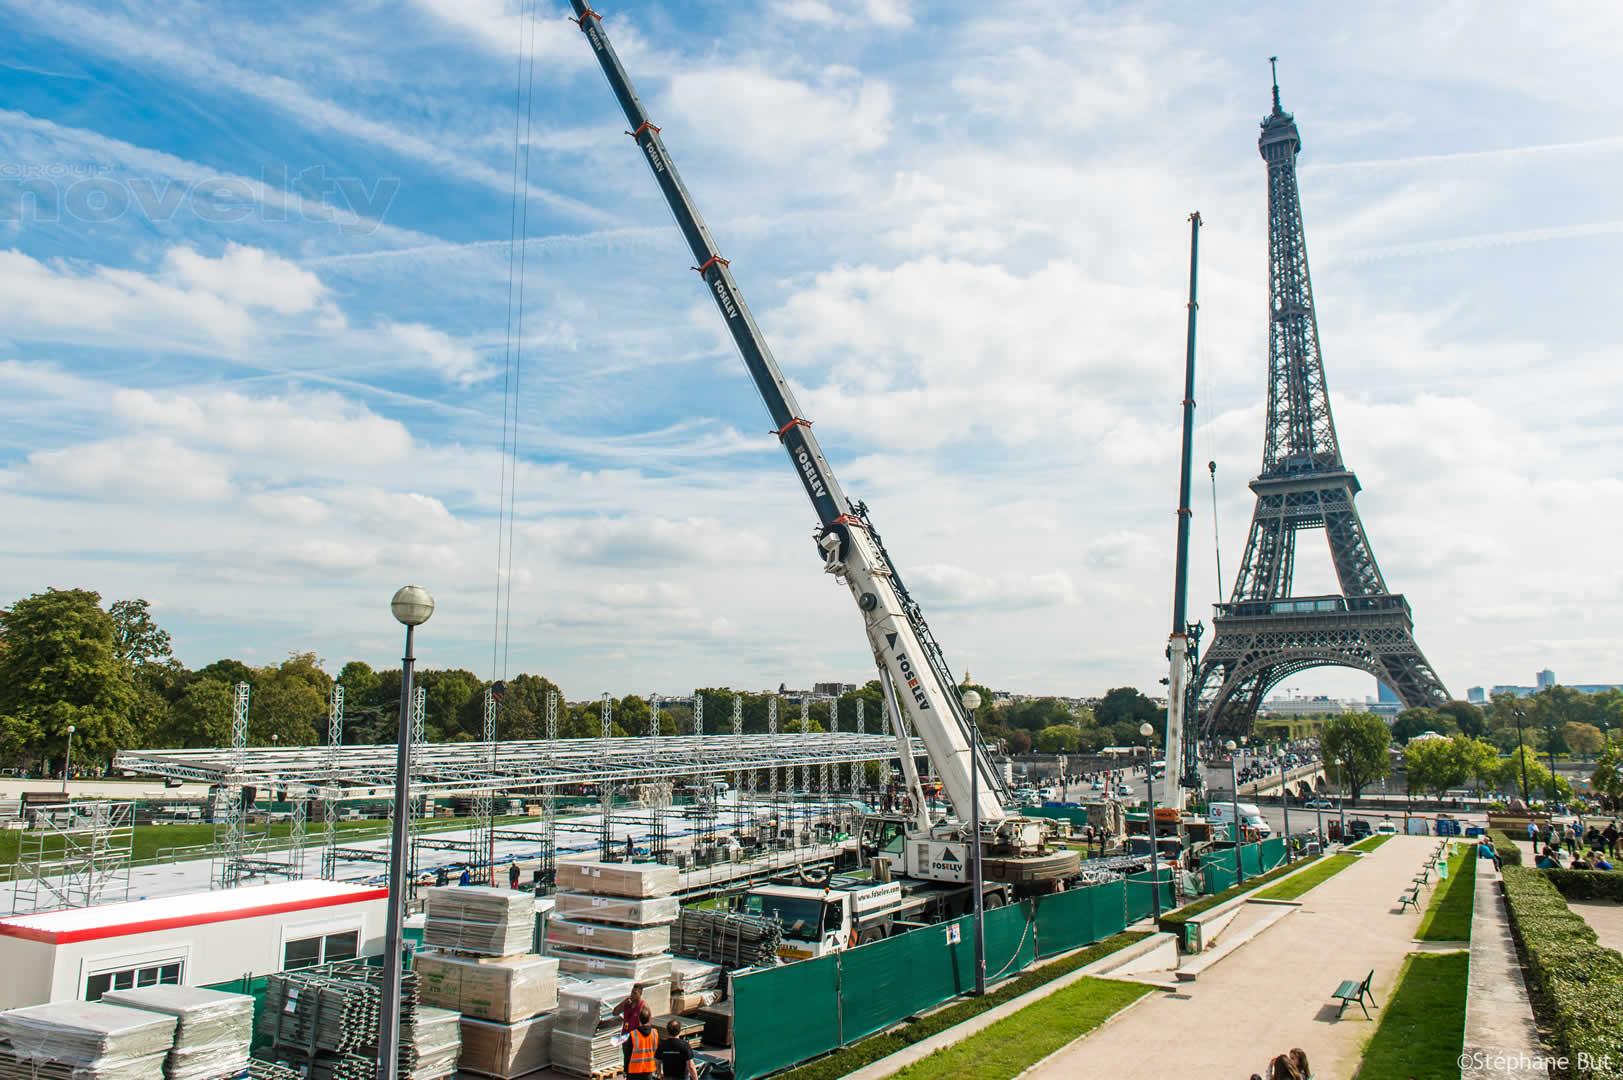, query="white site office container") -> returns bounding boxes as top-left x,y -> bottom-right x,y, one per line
0,879 -> 387,1009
